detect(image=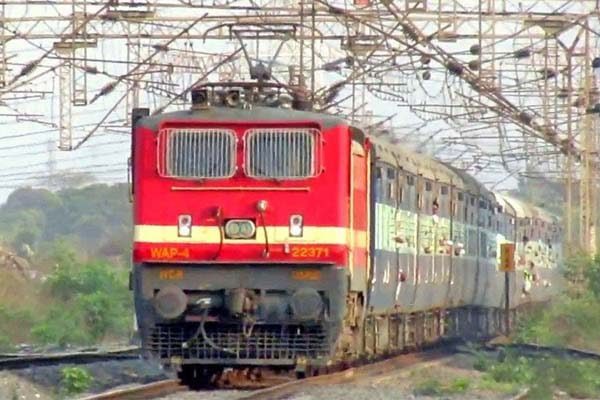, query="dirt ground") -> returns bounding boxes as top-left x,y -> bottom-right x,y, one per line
0,371 -> 53,400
